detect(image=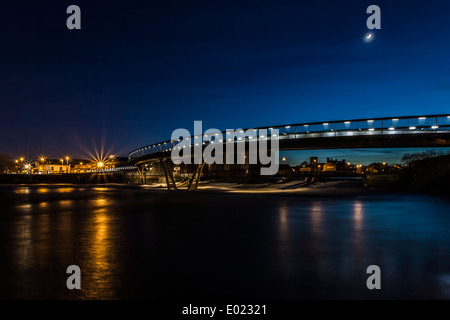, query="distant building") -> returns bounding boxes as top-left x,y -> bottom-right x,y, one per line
322,162 -> 336,172
277,164 -> 293,176
34,159 -> 70,174
70,160 -> 91,173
